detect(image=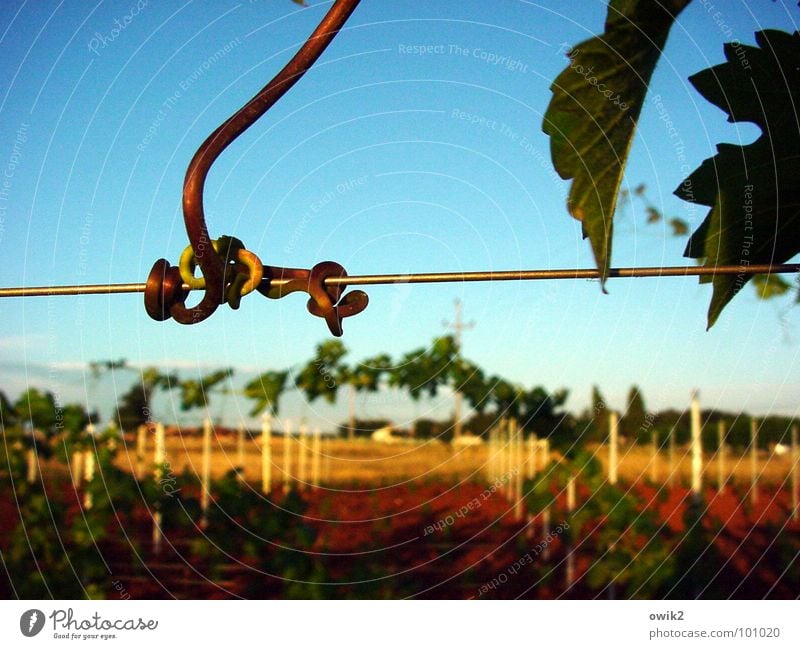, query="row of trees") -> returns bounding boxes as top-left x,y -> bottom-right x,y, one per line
581,384 -> 797,451
0,336 -> 570,442
1,341 -> 795,449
